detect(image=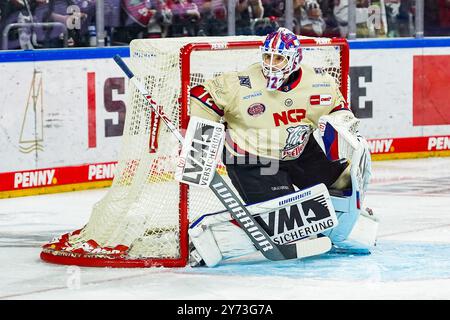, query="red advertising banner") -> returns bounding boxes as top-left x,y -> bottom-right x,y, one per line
413,55 -> 450,126
0,162 -> 117,198
368,135 -> 450,159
